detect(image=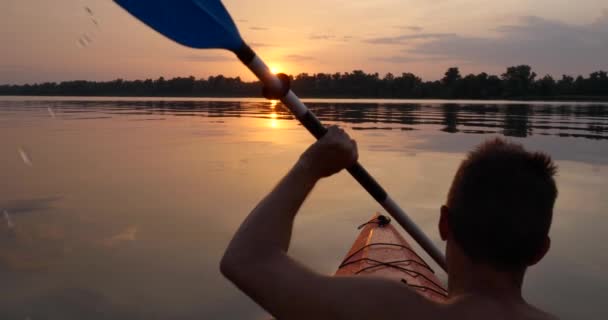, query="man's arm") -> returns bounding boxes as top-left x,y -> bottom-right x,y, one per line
220,126 -> 442,320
